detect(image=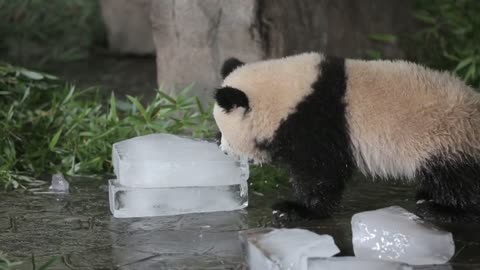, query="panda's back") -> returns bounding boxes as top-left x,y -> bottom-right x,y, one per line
344,59 -> 480,179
